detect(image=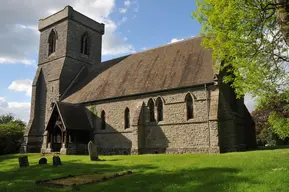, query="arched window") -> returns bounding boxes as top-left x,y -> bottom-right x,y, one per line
124,107 -> 130,129
101,110 -> 106,130
186,94 -> 194,120
48,30 -> 57,55
156,97 -> 163,121
148,99 -> 155,122
81,33 -> 89,55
